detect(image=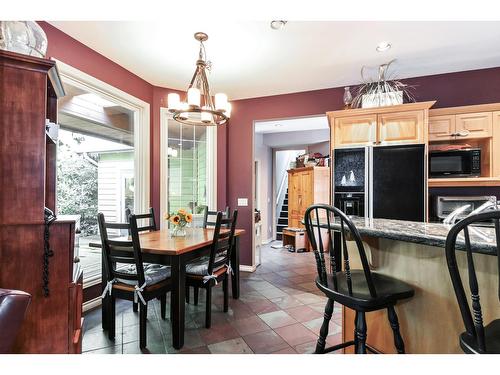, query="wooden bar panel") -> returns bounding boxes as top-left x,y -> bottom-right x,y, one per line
342,237 -> 499,353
